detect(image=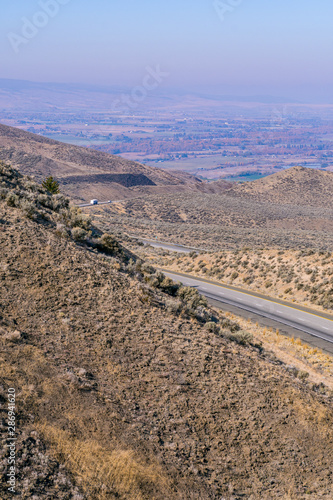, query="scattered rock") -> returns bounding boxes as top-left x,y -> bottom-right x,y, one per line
2,330 -> 21,342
